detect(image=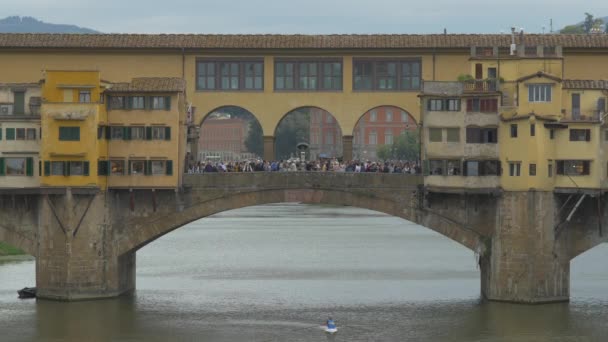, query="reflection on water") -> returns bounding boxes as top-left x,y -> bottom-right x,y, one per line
1,204 -> 608,341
